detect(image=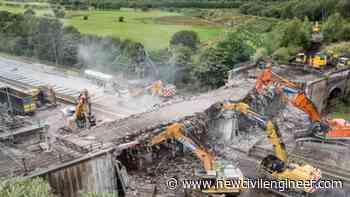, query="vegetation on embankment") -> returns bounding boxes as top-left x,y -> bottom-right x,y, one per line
327,102 -> 350,120
0,177 -> 116,197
